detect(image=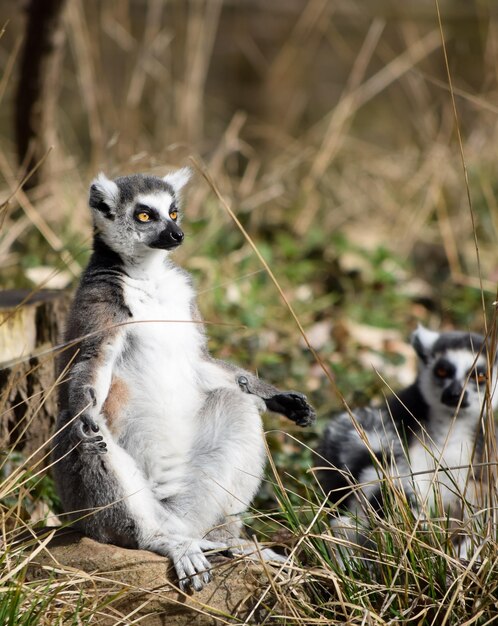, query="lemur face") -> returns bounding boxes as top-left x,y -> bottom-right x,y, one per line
412,325 -> 498,418
88,168 -> 191,258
